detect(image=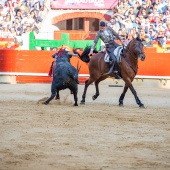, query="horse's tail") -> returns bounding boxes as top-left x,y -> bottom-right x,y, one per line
73,46 -> 91,63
